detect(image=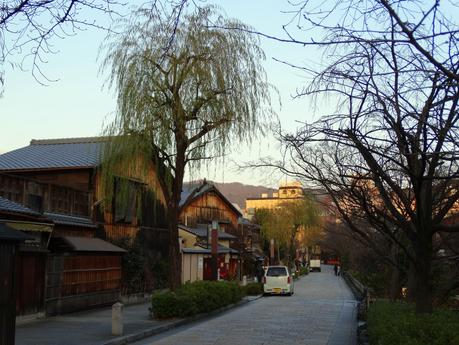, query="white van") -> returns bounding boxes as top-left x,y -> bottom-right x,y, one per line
262,266 -> 294,296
